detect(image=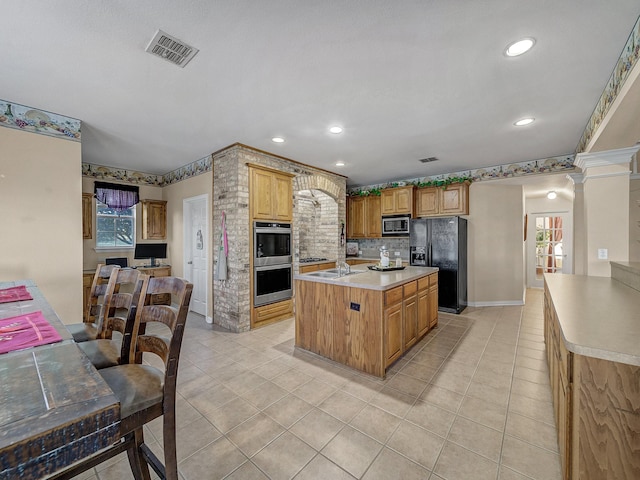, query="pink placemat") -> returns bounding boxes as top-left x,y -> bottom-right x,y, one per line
0,285 -> 33,304
0,311 -> 63,354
